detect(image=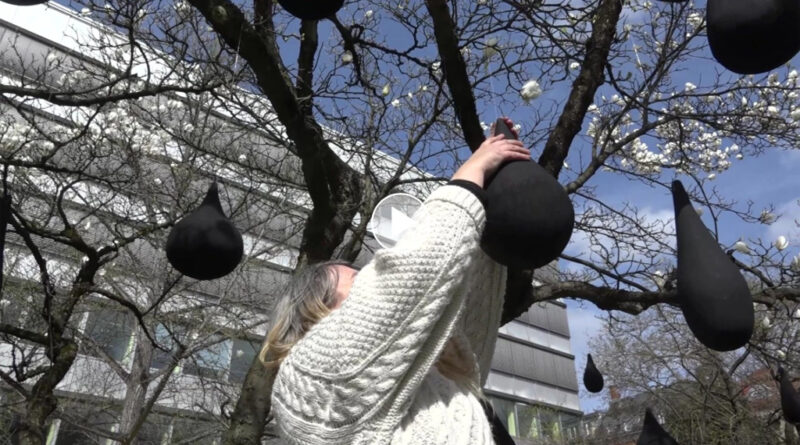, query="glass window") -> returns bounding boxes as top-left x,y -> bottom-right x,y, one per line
228,339 -> 260,384
82,308 -> 133,362
516,403 -> 540,439
489,396 -> 518,437
139,414 -> 171,445
151,323 -> 186,371
560,412 -> 581,440
183,338 -> 231,380
539,408 -> 562,440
